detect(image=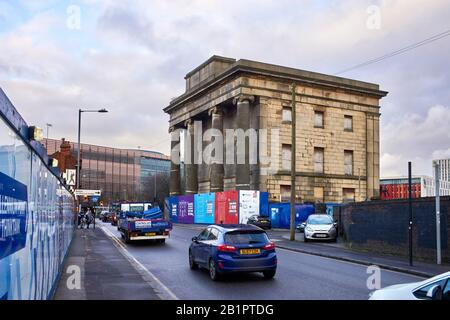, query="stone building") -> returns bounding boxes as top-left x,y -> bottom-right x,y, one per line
164,56 -> 388,203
